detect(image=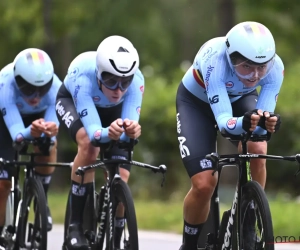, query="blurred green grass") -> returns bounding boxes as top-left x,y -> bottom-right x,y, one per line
48,192 -> 300,236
